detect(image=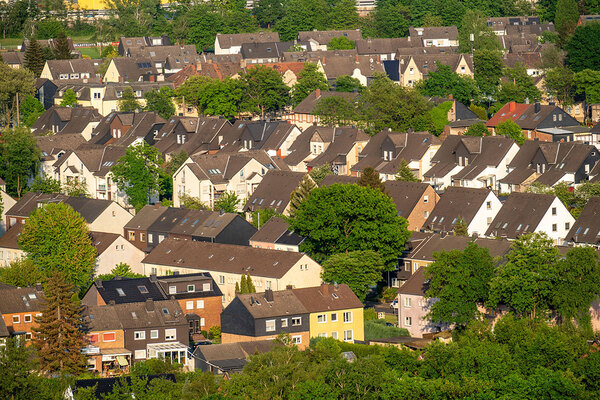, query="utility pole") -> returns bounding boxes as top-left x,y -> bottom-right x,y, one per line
16,92 -> 20,127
